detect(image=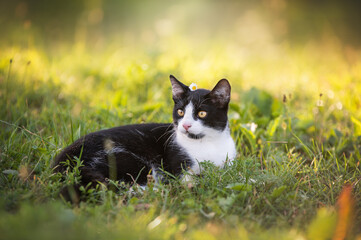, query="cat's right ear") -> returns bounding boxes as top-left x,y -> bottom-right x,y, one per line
208,79 -> 231,108
170,75 -> 188,100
